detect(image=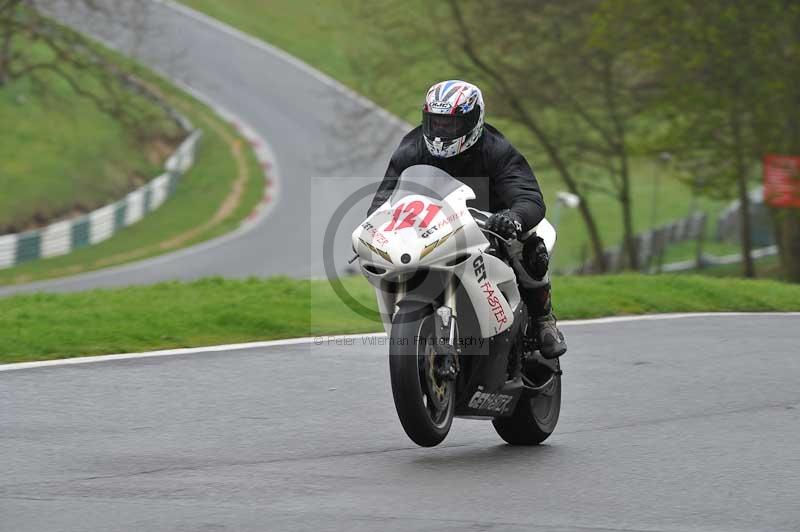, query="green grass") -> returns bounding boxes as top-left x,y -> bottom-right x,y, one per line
0,62 -> 179,233
2,274 -> 798,363
696,255 -> 784,280
0,40 -> 265,286
178,0 -> 730,268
